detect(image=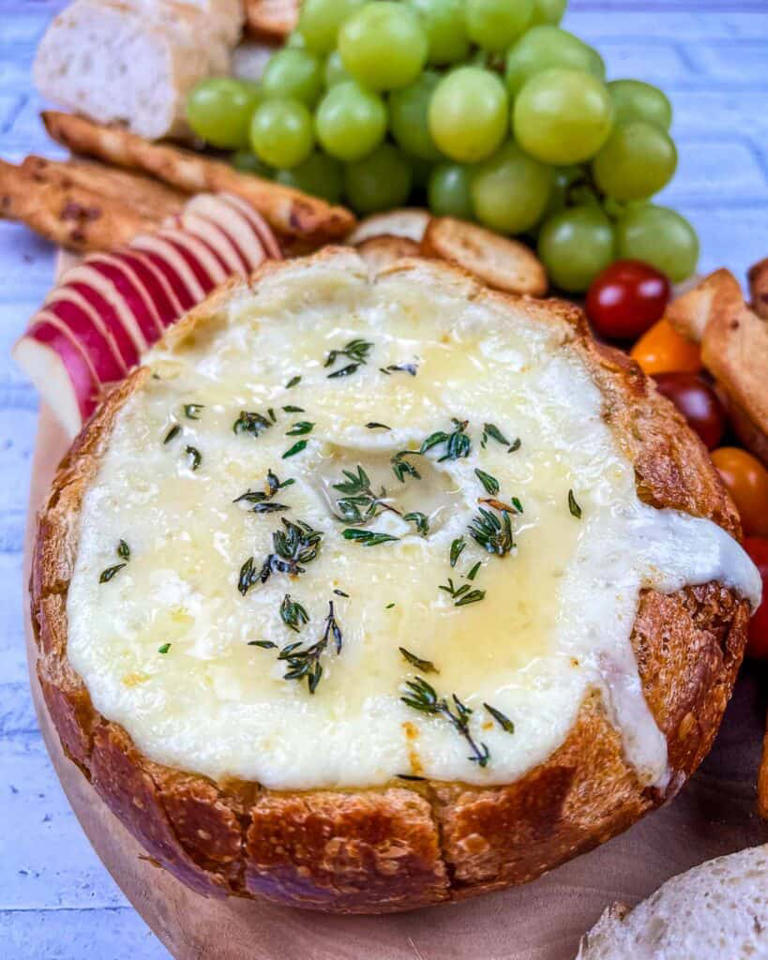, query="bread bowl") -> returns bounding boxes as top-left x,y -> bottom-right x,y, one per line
31,248 -> 760,913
